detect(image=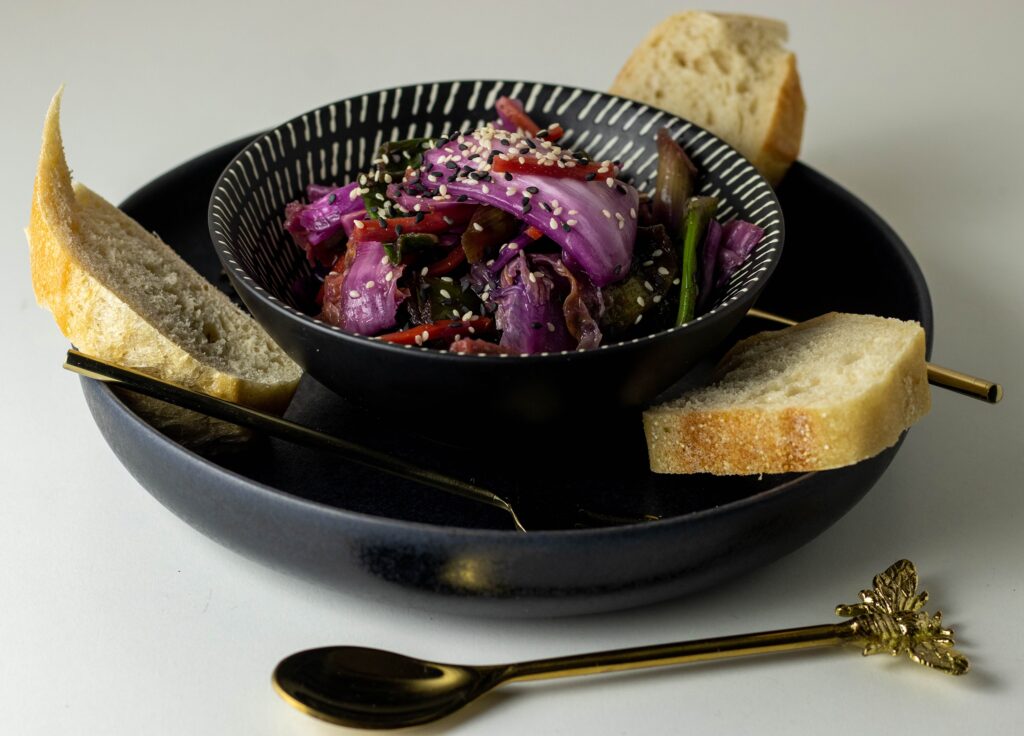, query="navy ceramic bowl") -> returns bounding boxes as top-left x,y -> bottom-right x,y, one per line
208,81 -> 784,426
